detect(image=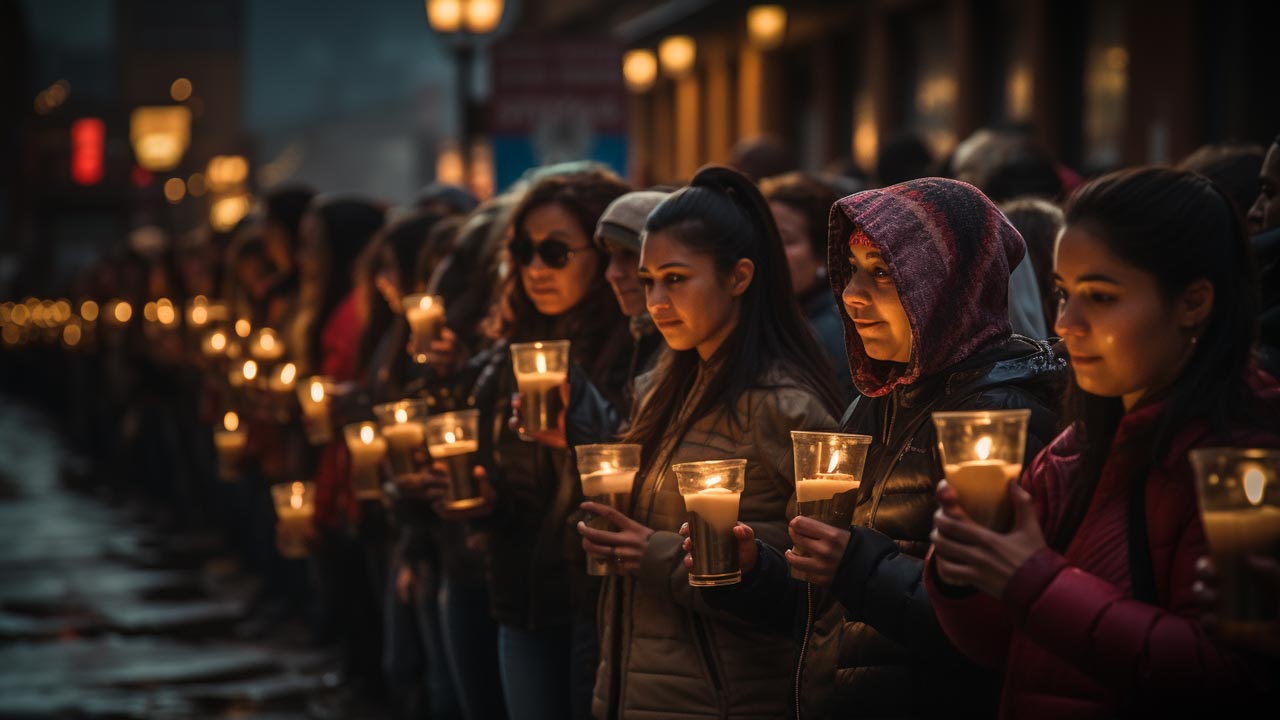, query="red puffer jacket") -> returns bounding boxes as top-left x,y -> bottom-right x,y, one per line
926,381 -> 1280,718
312,291 -> 362,531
